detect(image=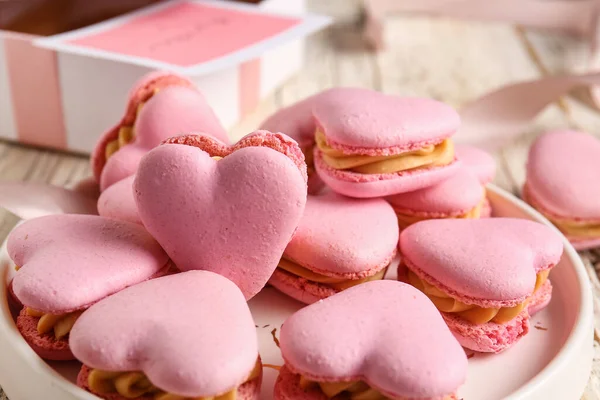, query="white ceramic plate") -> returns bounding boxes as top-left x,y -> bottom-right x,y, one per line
0,185 -> 594,400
